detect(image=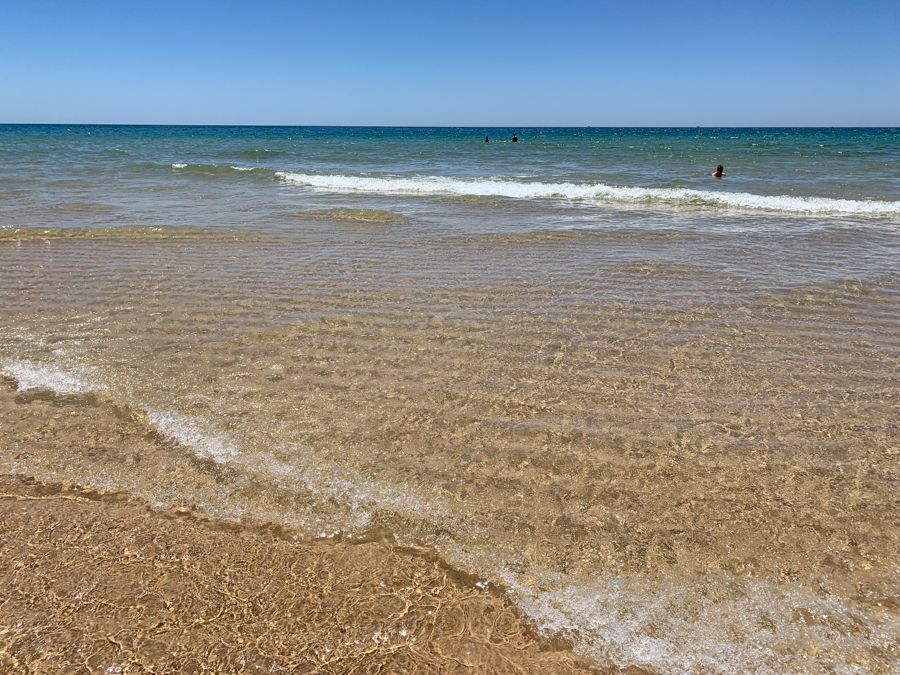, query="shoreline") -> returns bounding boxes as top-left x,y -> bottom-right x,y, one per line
0,473 -> 612,674
0,378 -> 613,674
